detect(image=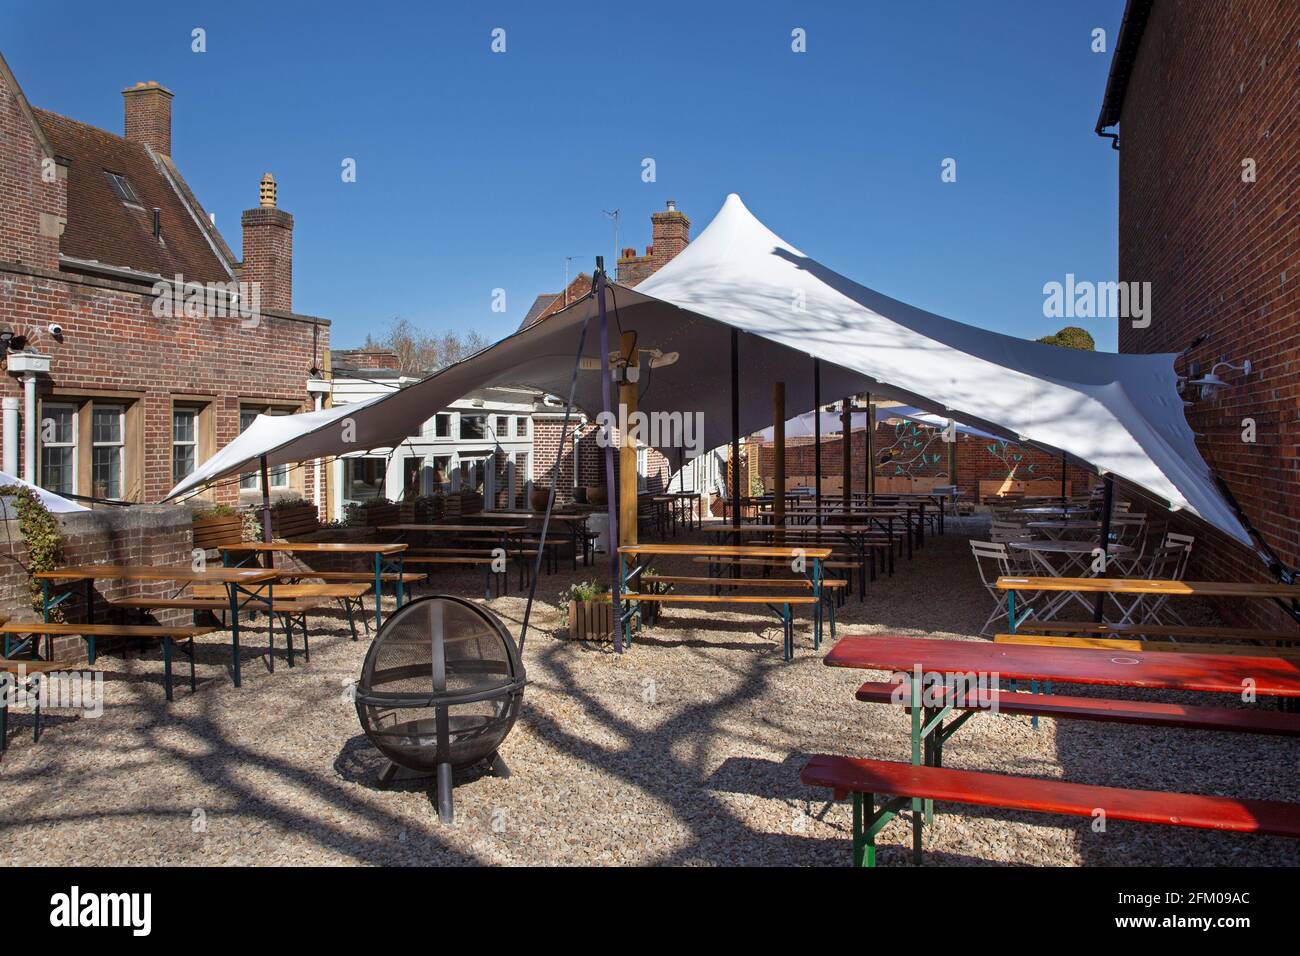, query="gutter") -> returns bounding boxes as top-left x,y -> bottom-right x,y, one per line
1094,0 -> 1156,149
